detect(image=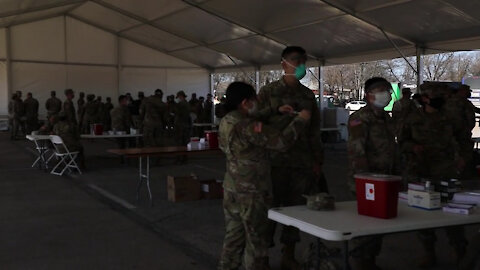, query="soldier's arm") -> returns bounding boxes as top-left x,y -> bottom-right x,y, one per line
397,115 -> 415,154
347,115 -> 369,172
466,101 -> 476,131
308,100 -> 324,165
239,117 -> 306,151
254,86 -> 274,121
